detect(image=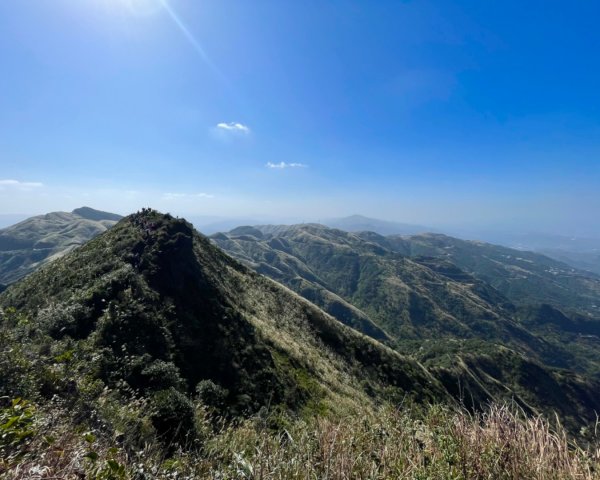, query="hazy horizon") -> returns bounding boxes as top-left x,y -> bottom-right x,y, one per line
1,1 -> 599,237
2,208 -> 600,243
